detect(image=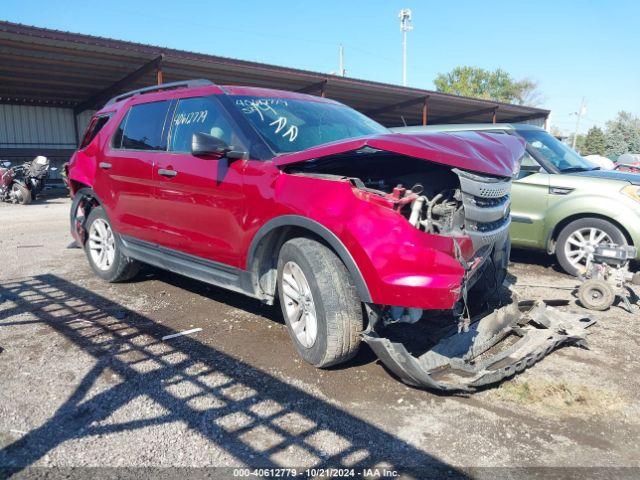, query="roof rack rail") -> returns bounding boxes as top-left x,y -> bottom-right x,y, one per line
104,79 -> 215,106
